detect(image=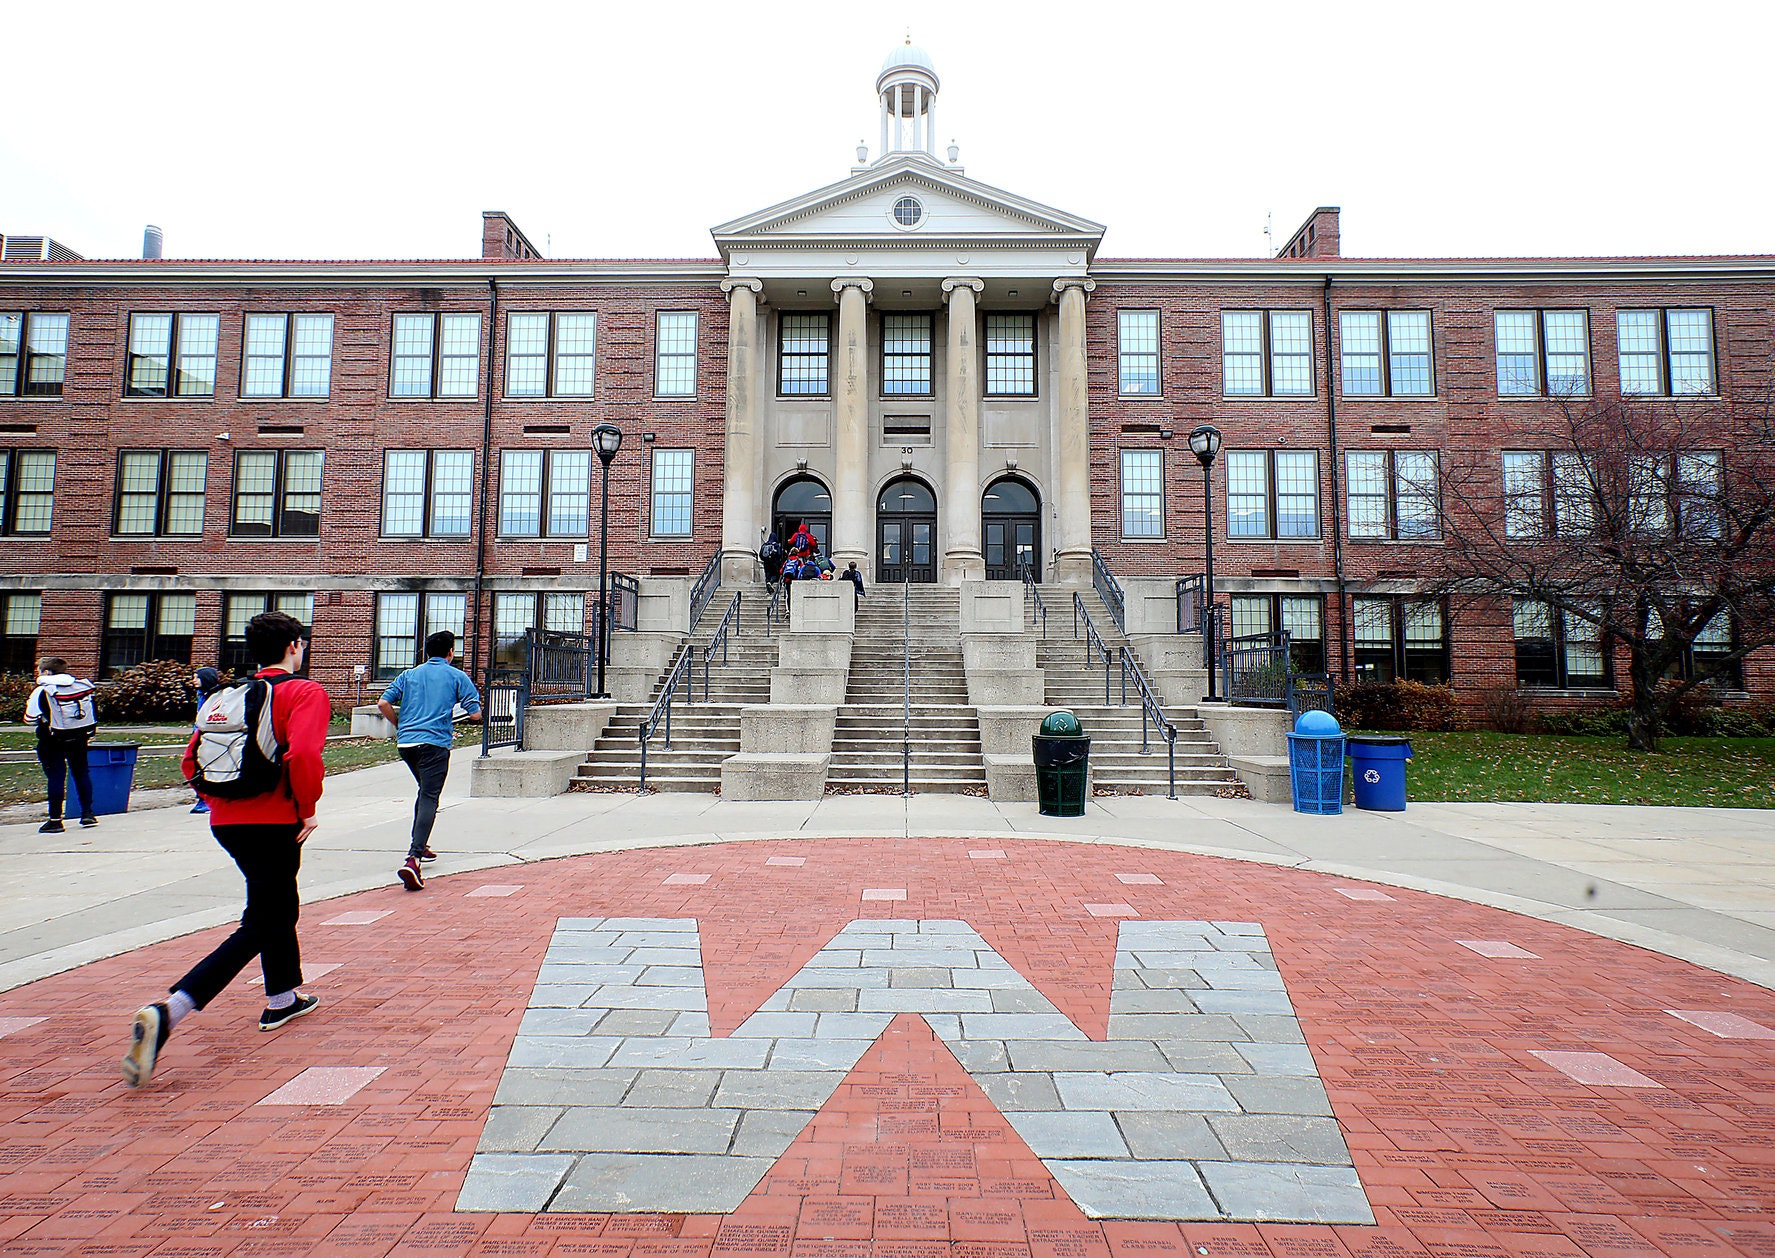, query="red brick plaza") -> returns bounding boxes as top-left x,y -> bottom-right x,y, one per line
2,836 -> 1774,1257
